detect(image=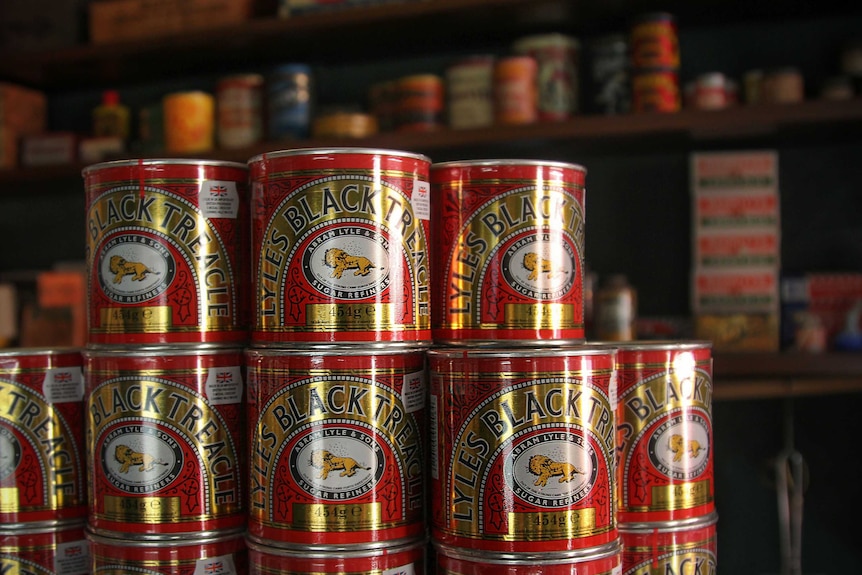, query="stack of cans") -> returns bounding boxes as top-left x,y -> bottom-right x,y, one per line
614,341 -> 718,572
630,12 -> 682,113
0,348 -> 90,573
245,148 -> 431,573
82,159 -> 251,572
427,160 -> 624,573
